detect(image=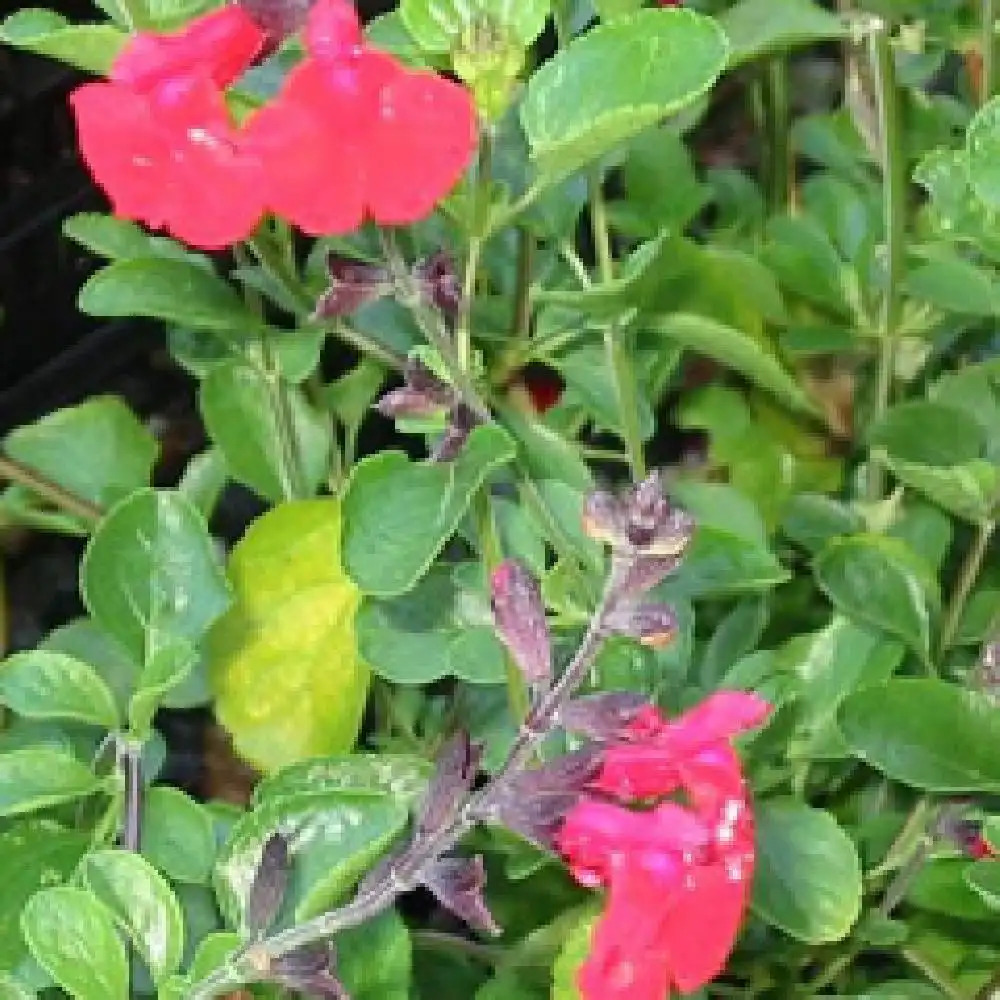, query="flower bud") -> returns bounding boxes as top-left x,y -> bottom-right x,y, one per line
422,854 -> 500,936
492,746 -> 603,848
239,0 -> 312,45
490,560 -> 552,688
246,831 -> 289,937
271,943 -> 348,999
314,255 -> 393,318
414,249 -> 462,319
604,602 -> 679,648
559,692 -> 649,742
417,731 -> 483,839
